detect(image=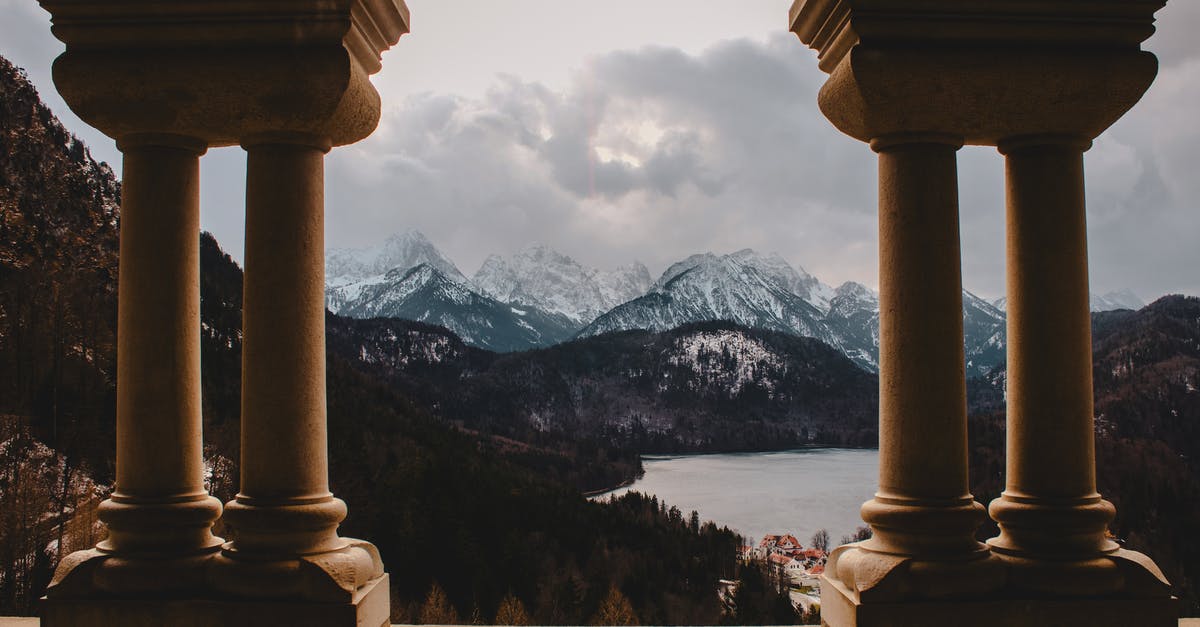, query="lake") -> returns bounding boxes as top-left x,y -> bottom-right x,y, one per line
598,448 -> 879,546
